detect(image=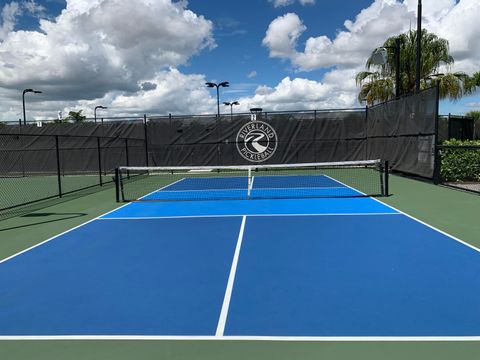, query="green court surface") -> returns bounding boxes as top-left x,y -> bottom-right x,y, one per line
0,174 -> 115,216
0,174 -> 479,360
